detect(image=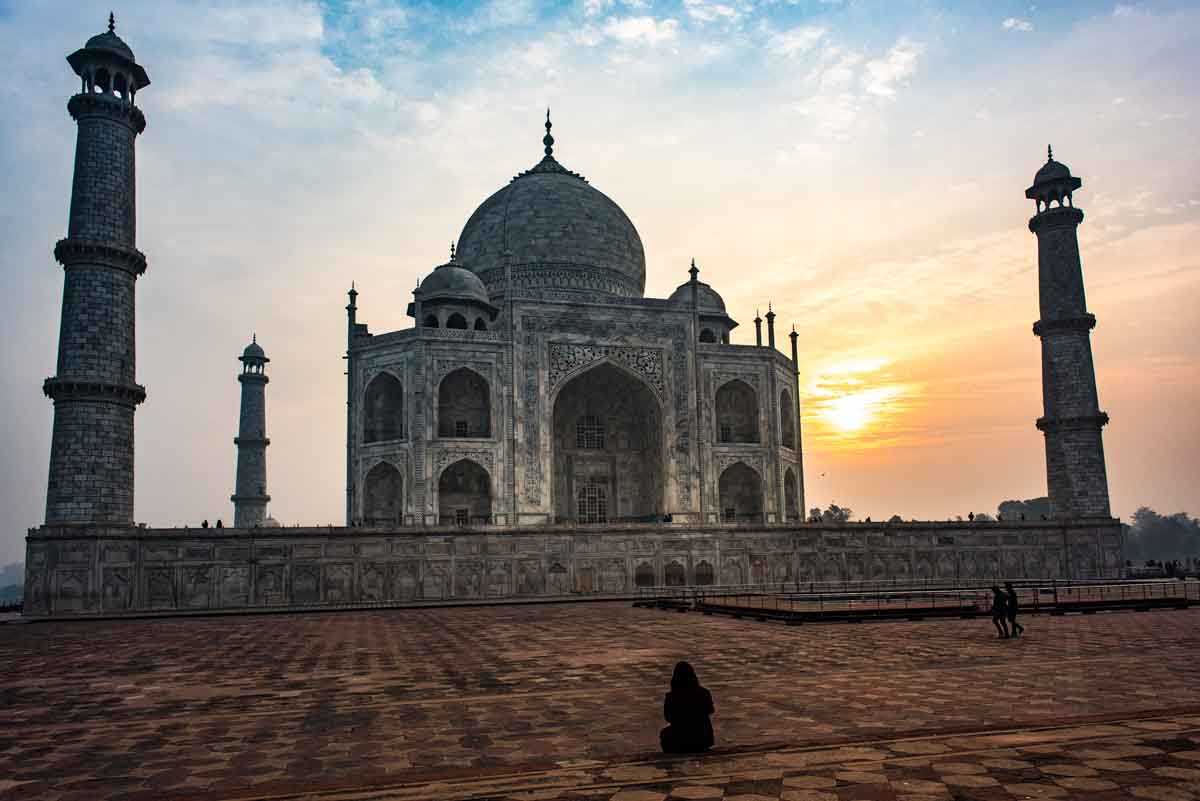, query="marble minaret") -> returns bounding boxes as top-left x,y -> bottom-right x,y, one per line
44,16 -> 150,524
232,337 -> 270,527
1026,147 -> 1111,518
